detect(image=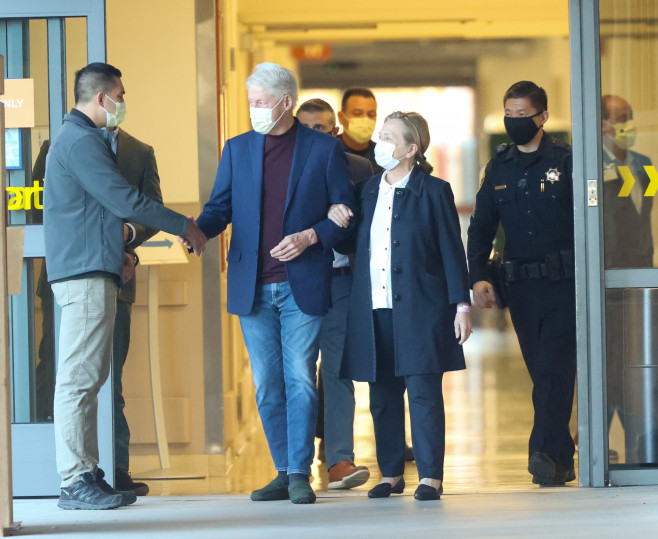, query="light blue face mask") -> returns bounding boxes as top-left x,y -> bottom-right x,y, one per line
103,94 -> 127,128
